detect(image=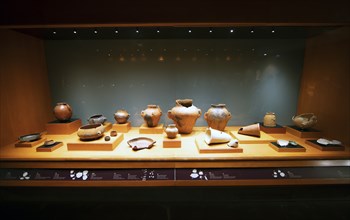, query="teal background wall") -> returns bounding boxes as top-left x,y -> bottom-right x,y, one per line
44,39 -> 305,126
